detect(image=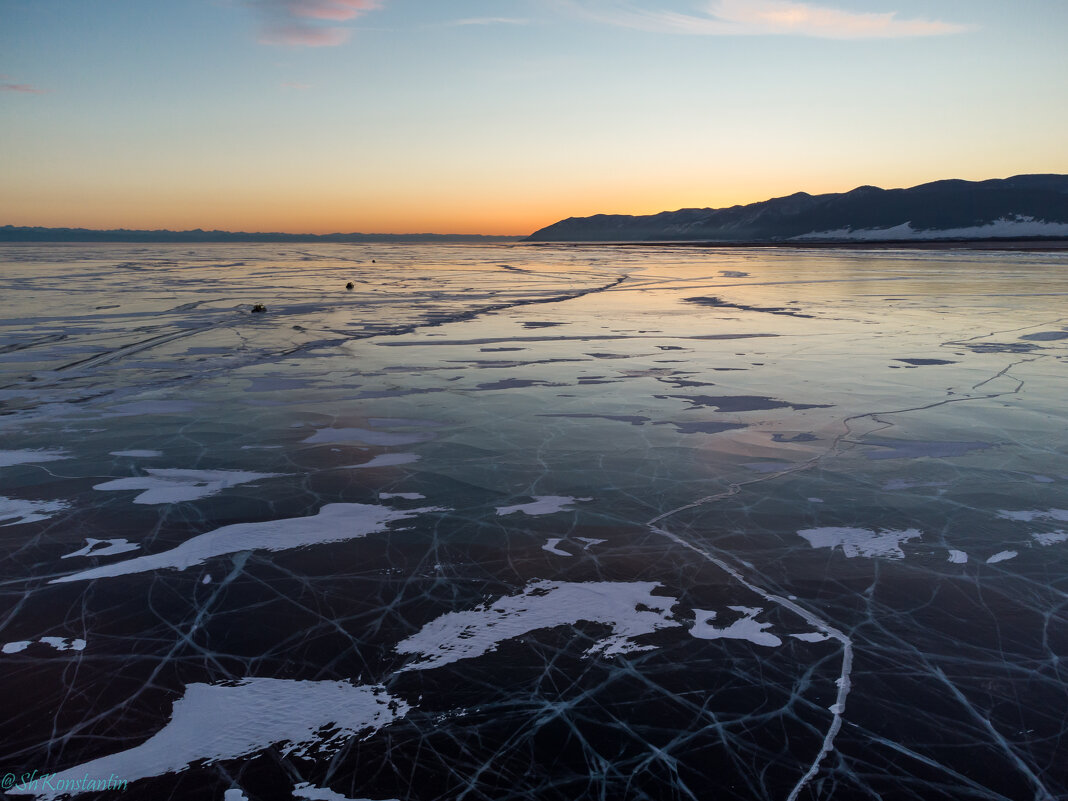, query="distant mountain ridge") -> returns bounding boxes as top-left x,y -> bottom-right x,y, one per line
526,174 -> 1068,242
0,227 -> 520,244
